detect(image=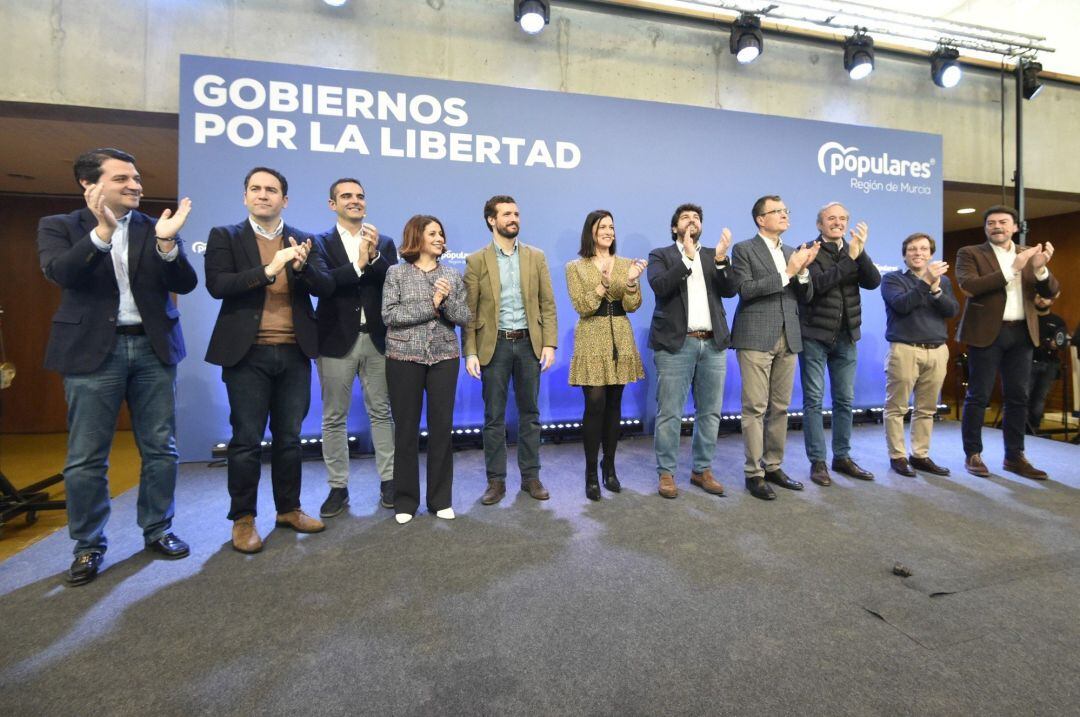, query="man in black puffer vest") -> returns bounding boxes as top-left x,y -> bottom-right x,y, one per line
798,202 -> 881,487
